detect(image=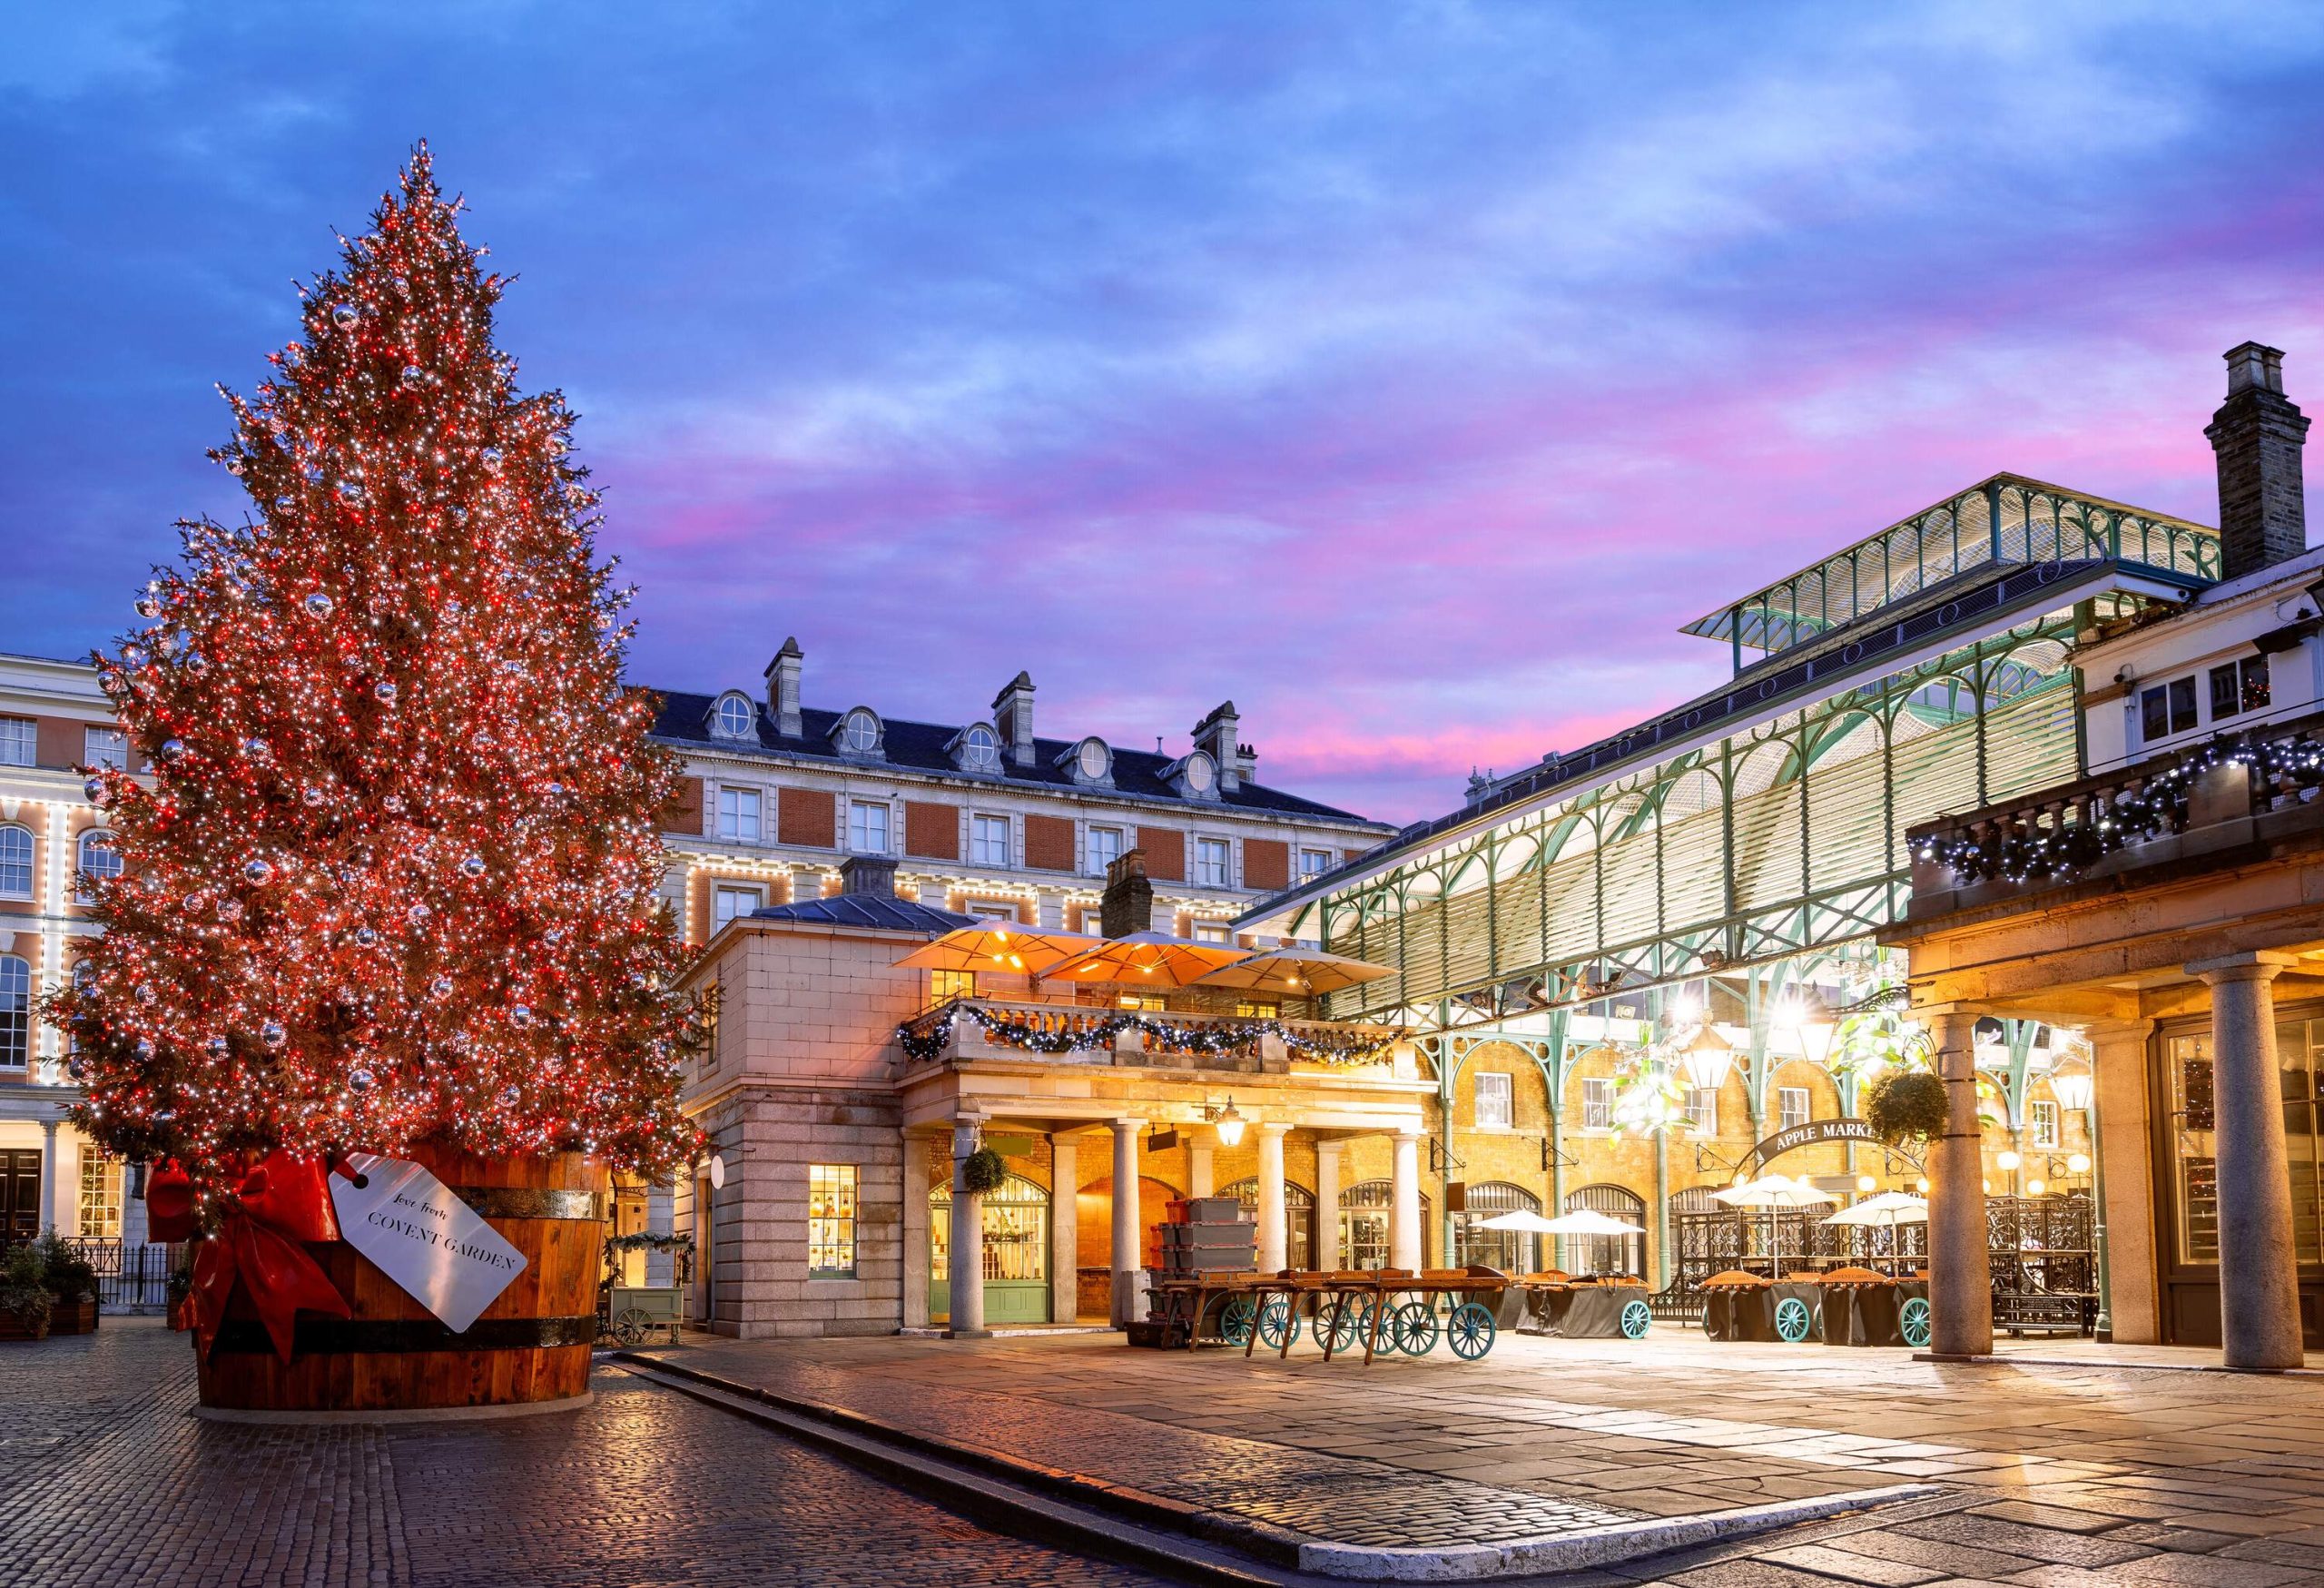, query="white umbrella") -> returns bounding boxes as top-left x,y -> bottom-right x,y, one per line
1822,1192 -> 1928,1227
1475,1209 -> 1565,1235
1536,1208 -> 1648,1236
1709,1175 -> 1836,1278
